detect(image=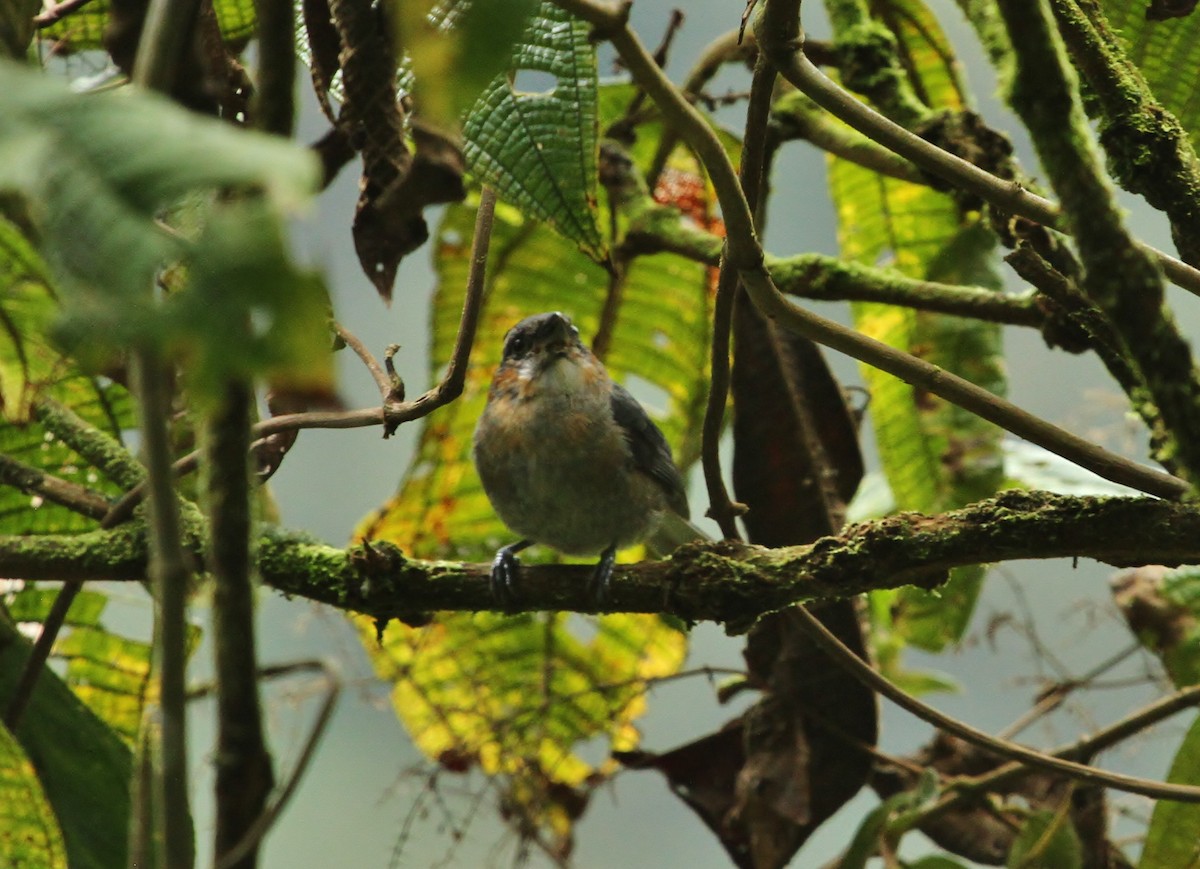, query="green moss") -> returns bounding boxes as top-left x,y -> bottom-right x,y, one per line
834,21 -> 929,126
